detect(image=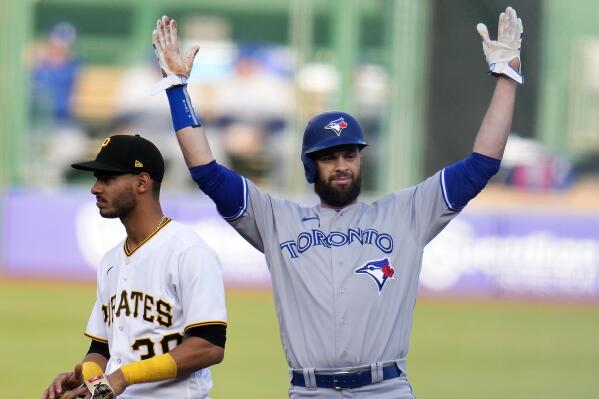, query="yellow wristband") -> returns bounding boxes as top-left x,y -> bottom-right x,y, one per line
82,361 -> 104,381
120,353 -> 177,385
